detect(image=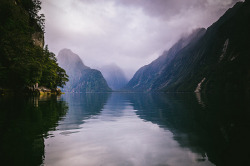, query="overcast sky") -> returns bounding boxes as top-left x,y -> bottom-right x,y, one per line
41,0 -> 240,79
